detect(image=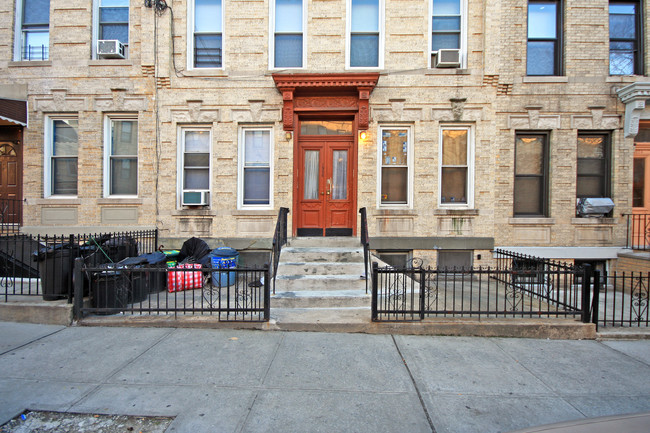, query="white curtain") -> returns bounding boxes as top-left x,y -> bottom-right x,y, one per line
304,150 -> 319,200
332,150 -> 347,200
